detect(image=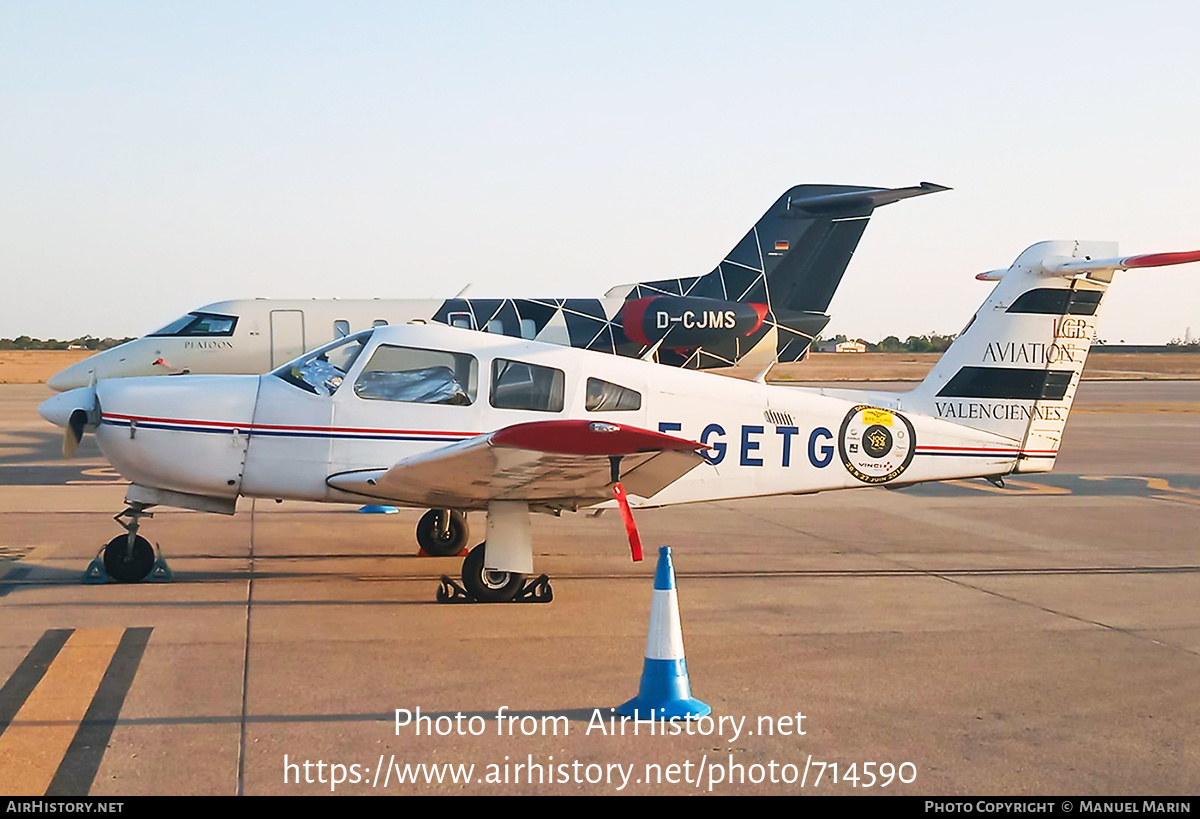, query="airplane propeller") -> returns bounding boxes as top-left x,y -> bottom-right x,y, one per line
38,381 -> 99,459
64,408 -> 89,458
